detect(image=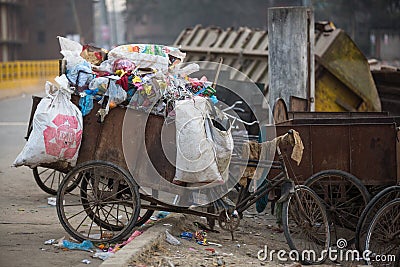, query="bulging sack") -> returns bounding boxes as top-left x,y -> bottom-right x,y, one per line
14,75 -> 83,168
174,97 -> 233,184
